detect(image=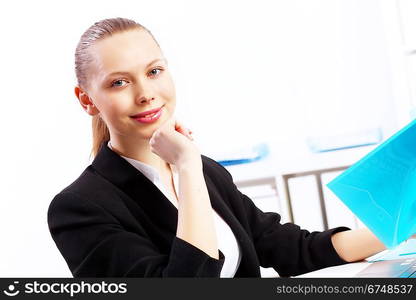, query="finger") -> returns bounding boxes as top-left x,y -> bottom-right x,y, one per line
181,128 -> 193,140
175,120 -> 193,137
174,119 -> 186,132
